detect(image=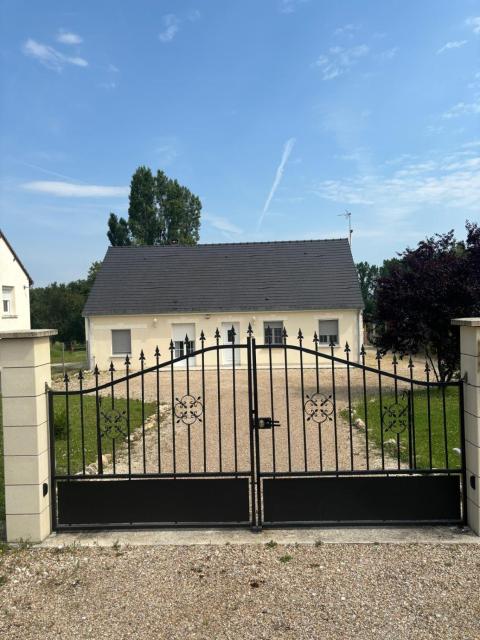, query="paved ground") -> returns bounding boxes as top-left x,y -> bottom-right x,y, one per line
1,542 -> 479,639
42,525 -> 478,547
